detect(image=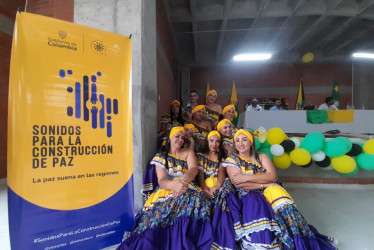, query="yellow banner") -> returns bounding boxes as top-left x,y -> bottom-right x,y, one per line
327,110 -> 354,123
8,12 -> 133,210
